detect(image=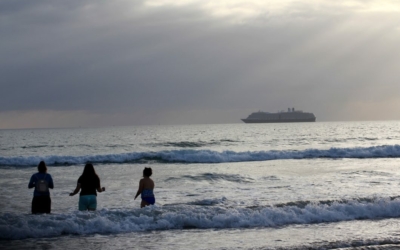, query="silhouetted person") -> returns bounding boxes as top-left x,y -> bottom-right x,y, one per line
134,167 -> 155,208
69,163 -> 105,211
28,161 -> 54,214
